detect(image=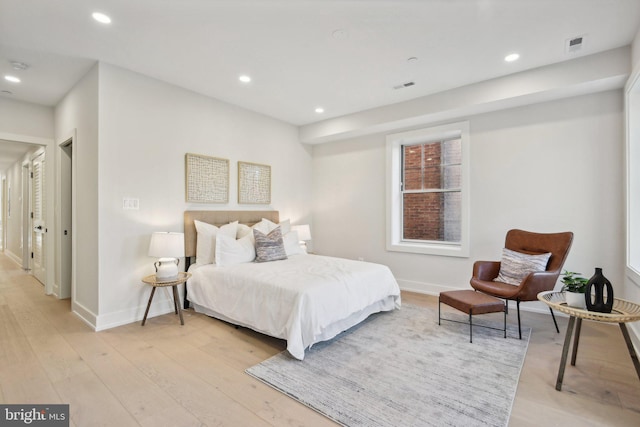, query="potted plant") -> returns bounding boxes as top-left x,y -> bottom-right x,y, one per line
561,270 -> 588,308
